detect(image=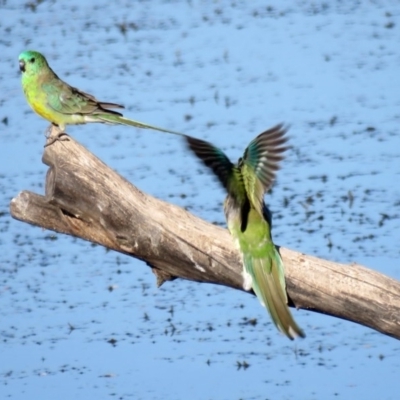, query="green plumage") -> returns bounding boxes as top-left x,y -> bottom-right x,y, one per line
186,125 -> 305,340
19,50 -> 182,135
